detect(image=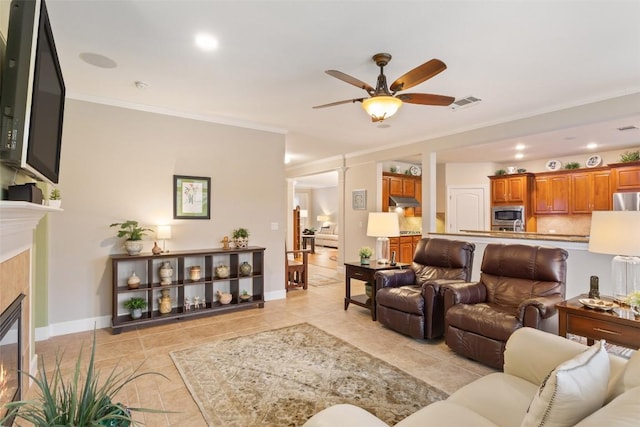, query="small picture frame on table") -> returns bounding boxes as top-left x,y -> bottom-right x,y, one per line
352,189 -> 367,210
173,175 -> 211,219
